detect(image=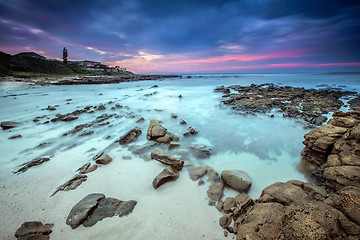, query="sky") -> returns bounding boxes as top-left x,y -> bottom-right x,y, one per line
0,0 -> 360,73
